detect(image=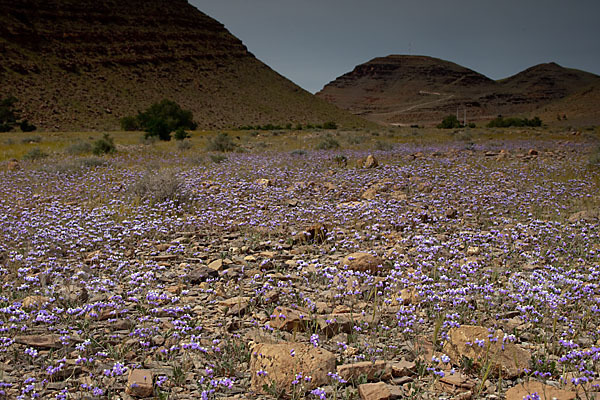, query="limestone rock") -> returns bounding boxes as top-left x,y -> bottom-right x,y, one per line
442,325 -> 531,378
126,369 -> 154,398
250,342 -> 336,395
